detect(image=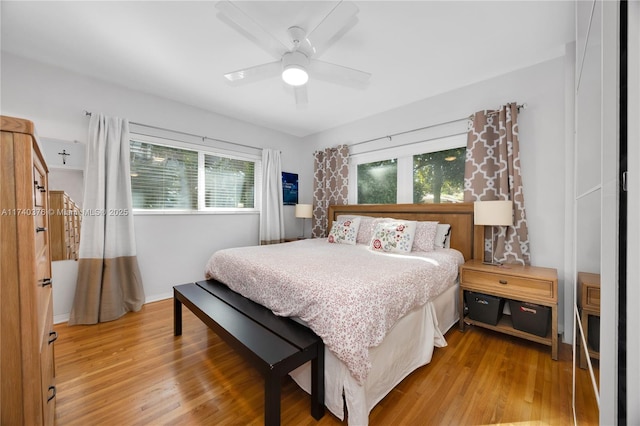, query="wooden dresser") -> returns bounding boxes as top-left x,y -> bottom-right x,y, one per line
49,190 -> 81,261
1,115 -> 57,425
